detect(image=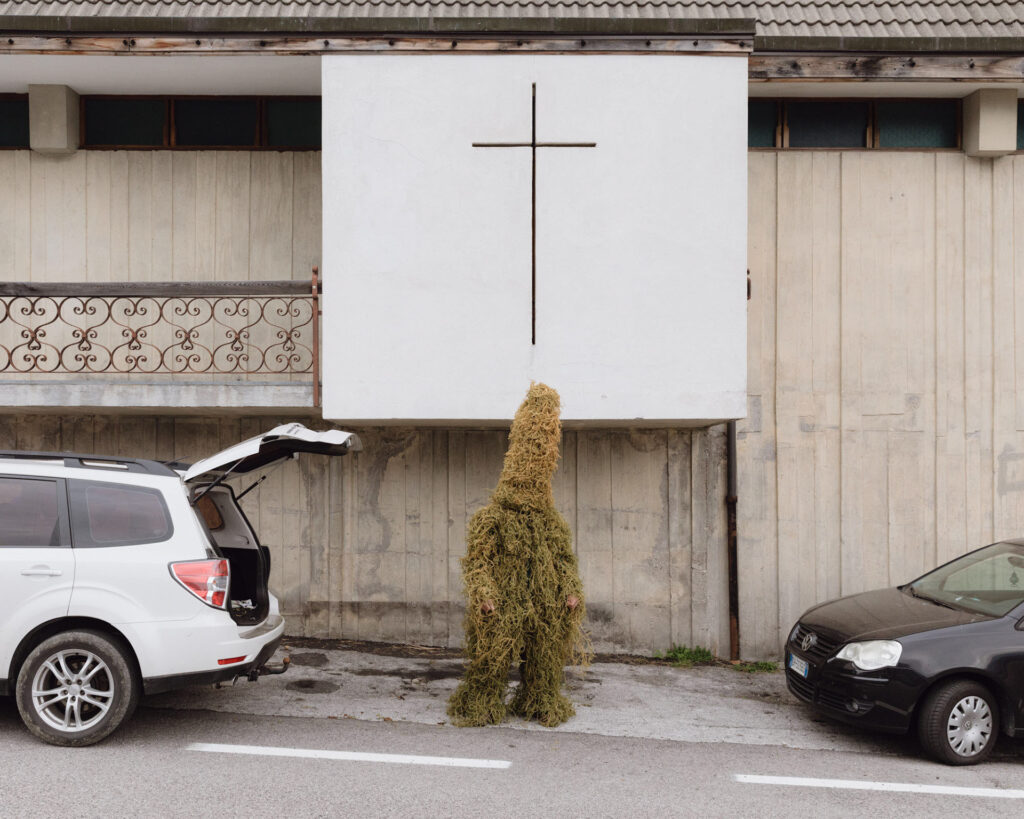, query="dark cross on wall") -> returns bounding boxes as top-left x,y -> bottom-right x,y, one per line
473,83 -> 596,345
